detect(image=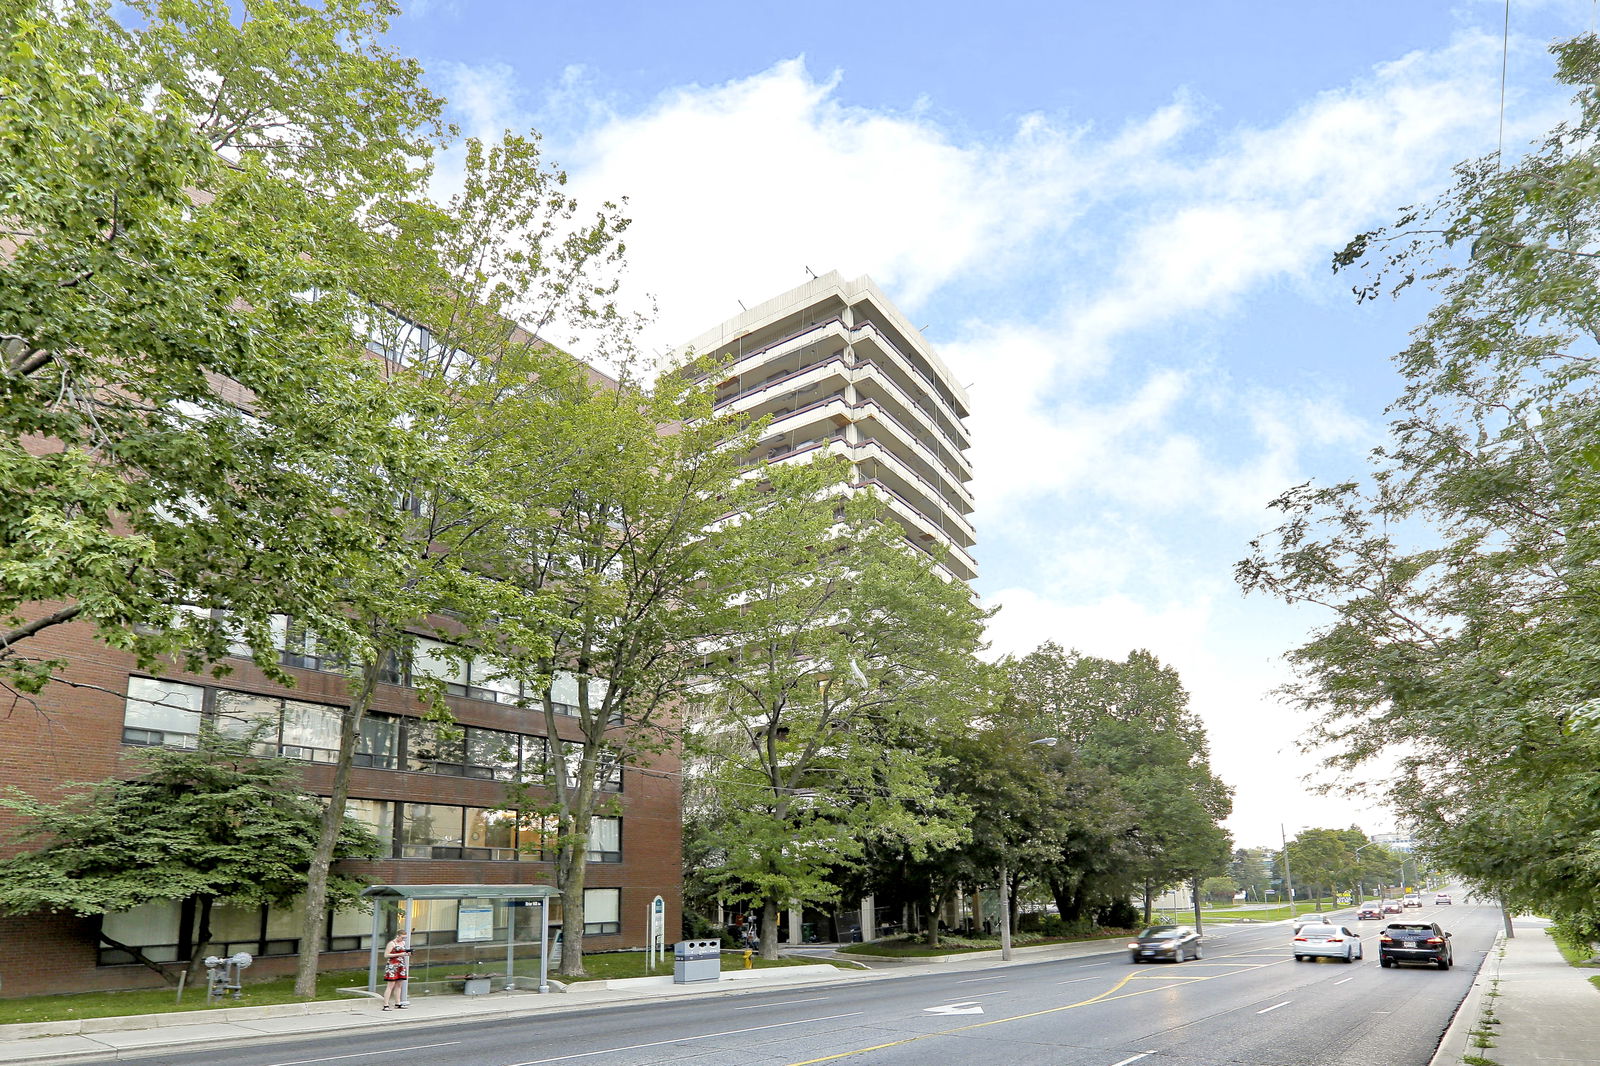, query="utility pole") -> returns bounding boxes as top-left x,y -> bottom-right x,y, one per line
1281,824 -> 1297,919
